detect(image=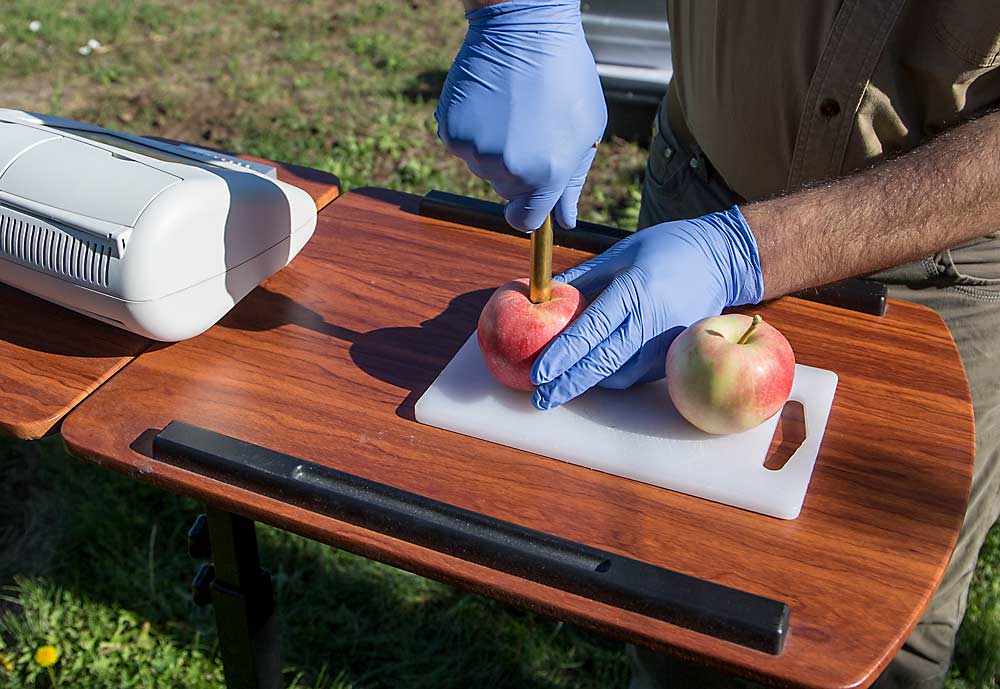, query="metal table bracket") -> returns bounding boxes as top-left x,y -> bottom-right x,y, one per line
187,509 -> 281,689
